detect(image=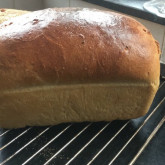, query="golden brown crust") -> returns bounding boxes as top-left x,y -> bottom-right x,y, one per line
0,8 -> 160,91
0,8 -> 29,24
